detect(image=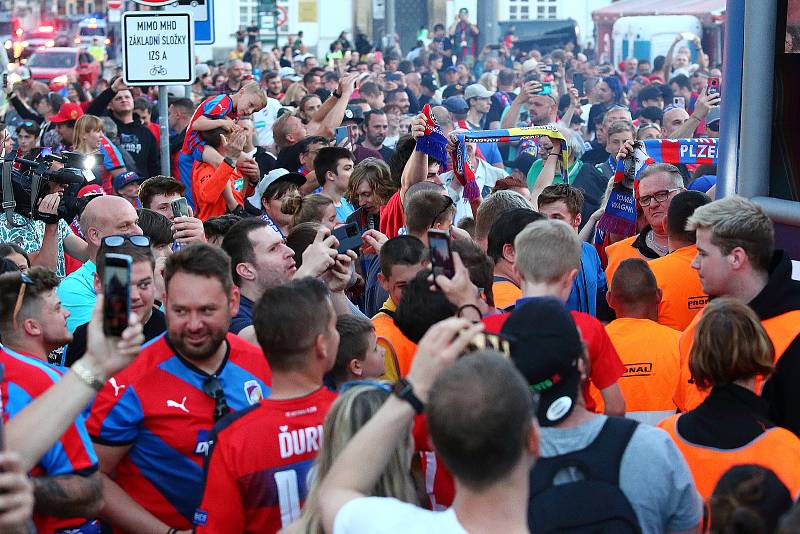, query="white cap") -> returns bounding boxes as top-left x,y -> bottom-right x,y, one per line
246,168 -> 306,209
279,66 -> 301,81
464,83 -> 493,100
522,58 -> 539,74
